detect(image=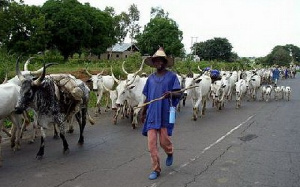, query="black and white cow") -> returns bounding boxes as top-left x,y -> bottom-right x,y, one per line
15,60 -> 91,159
